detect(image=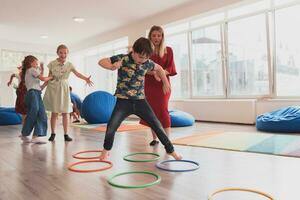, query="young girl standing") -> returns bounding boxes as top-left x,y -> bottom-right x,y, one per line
21,55 -> 53,143
43,44 -> 93,142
